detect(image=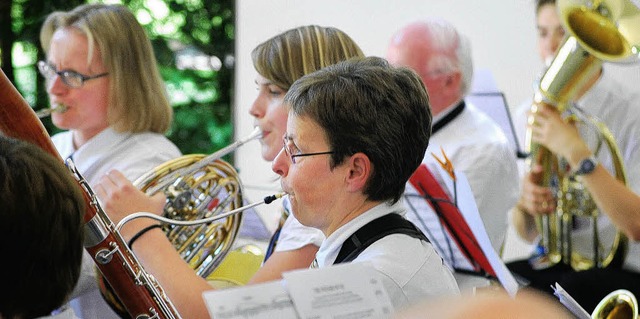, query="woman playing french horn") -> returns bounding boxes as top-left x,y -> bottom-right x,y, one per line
97,25 -> 364,318
508,0 -> 640,313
